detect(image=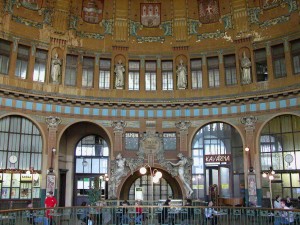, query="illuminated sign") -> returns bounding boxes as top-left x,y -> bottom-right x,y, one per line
21,174 -> 32,181
205,154 -> 231,163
